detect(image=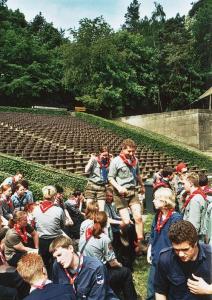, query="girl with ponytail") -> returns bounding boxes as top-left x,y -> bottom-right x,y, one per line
79,211 -> 138,300
79,200 -> 99,237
